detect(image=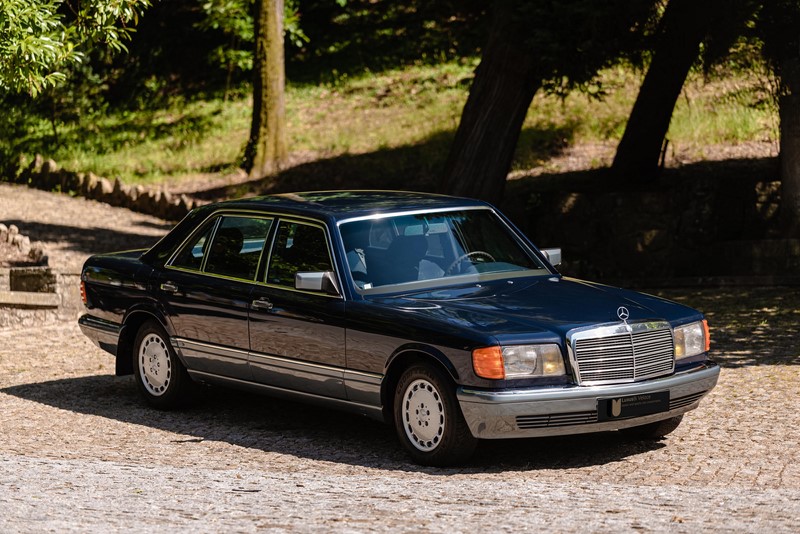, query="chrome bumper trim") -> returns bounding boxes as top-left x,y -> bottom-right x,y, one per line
78,314 -> 122,354
457,362 -> 720,439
